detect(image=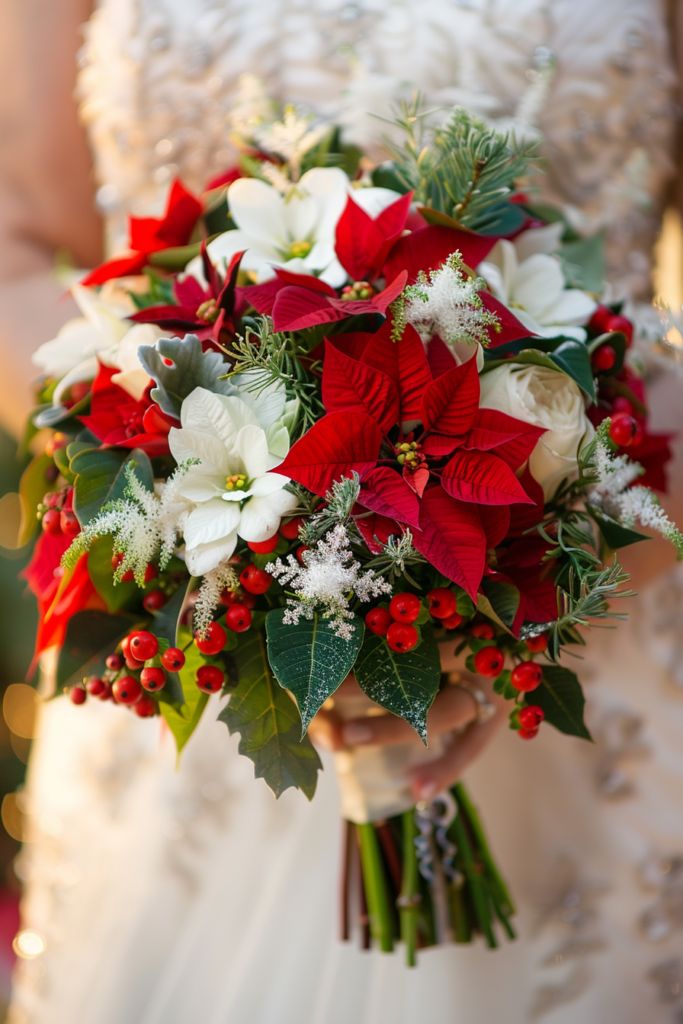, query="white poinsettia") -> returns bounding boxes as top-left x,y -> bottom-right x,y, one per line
169,387 -> 297,576
199,168 -> 402,287
32,283 -> 161,403
479,225 -> 596,341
